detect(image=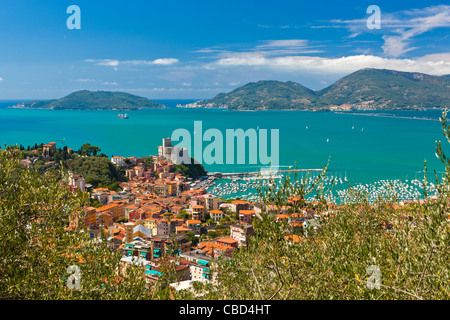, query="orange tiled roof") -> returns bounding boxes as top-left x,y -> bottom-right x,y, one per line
187,219 -> 202,225
232,200 -> 250,205
217,237 -> 238,245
